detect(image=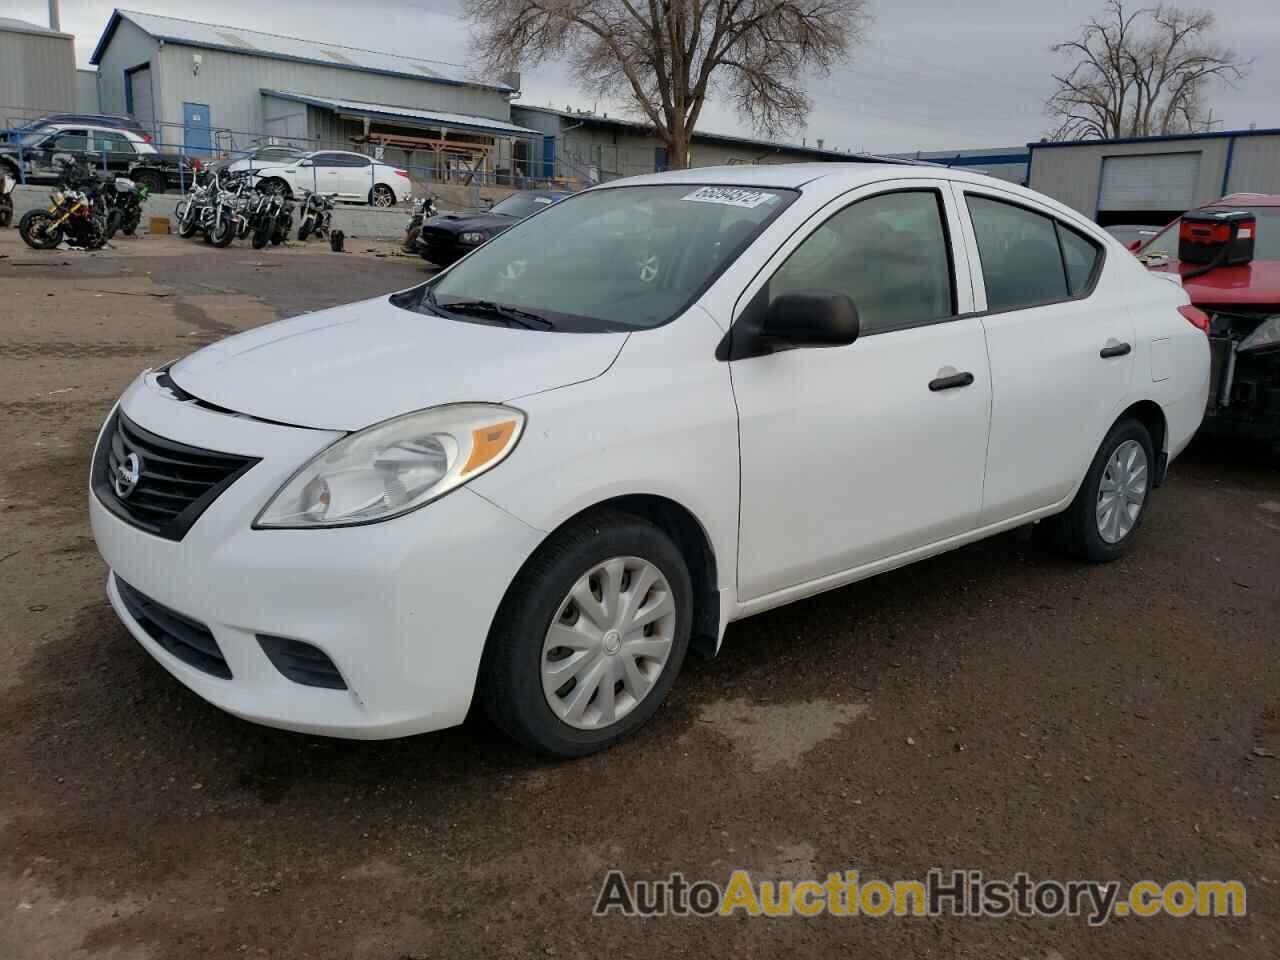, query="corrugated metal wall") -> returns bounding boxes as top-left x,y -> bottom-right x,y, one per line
0,27 -> 76,119
153,44 -> 512,148
95,17 -> 160,126
75,70 -> 101,114
1028,137 -> 1244,217
1225,136 -> 1280,195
